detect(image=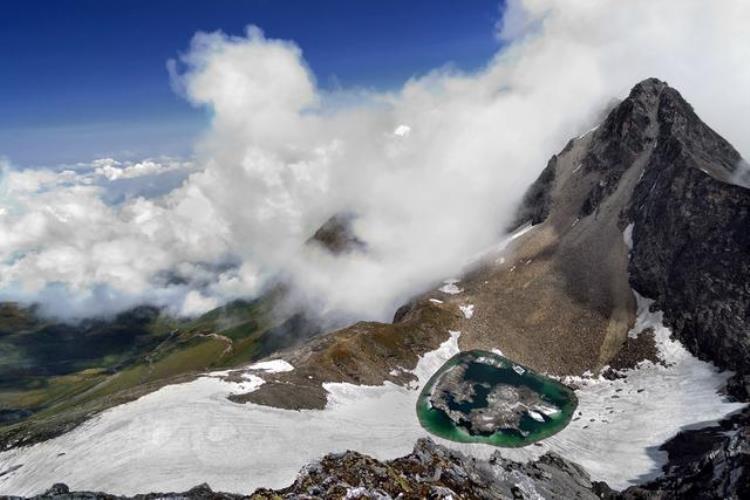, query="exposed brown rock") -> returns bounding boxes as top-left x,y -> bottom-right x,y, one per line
601,328 -> 661,379
237,302 -> 460,409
